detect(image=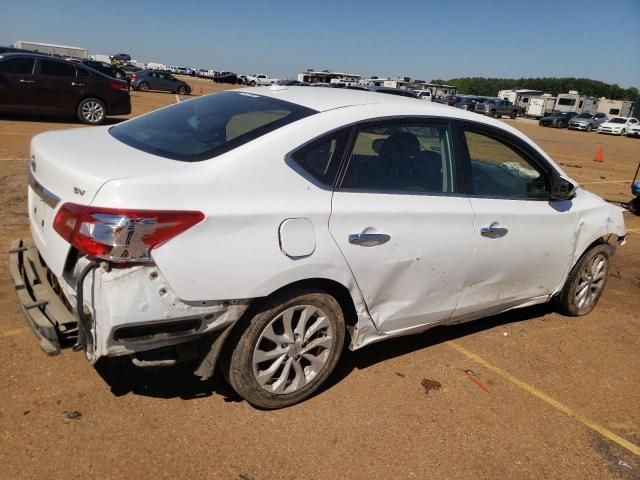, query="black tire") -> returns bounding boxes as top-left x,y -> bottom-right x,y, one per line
250,80 -> 256,87
586,124 -> 593,132
558,244 -> 610,316
489,110 -> 496,118
222,289 -> 345,409
77,97 -> 106,125
138,82 -> 149,92
629,197 -> 640,215
177,85 -> 187,95
510,111 -> 517,119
